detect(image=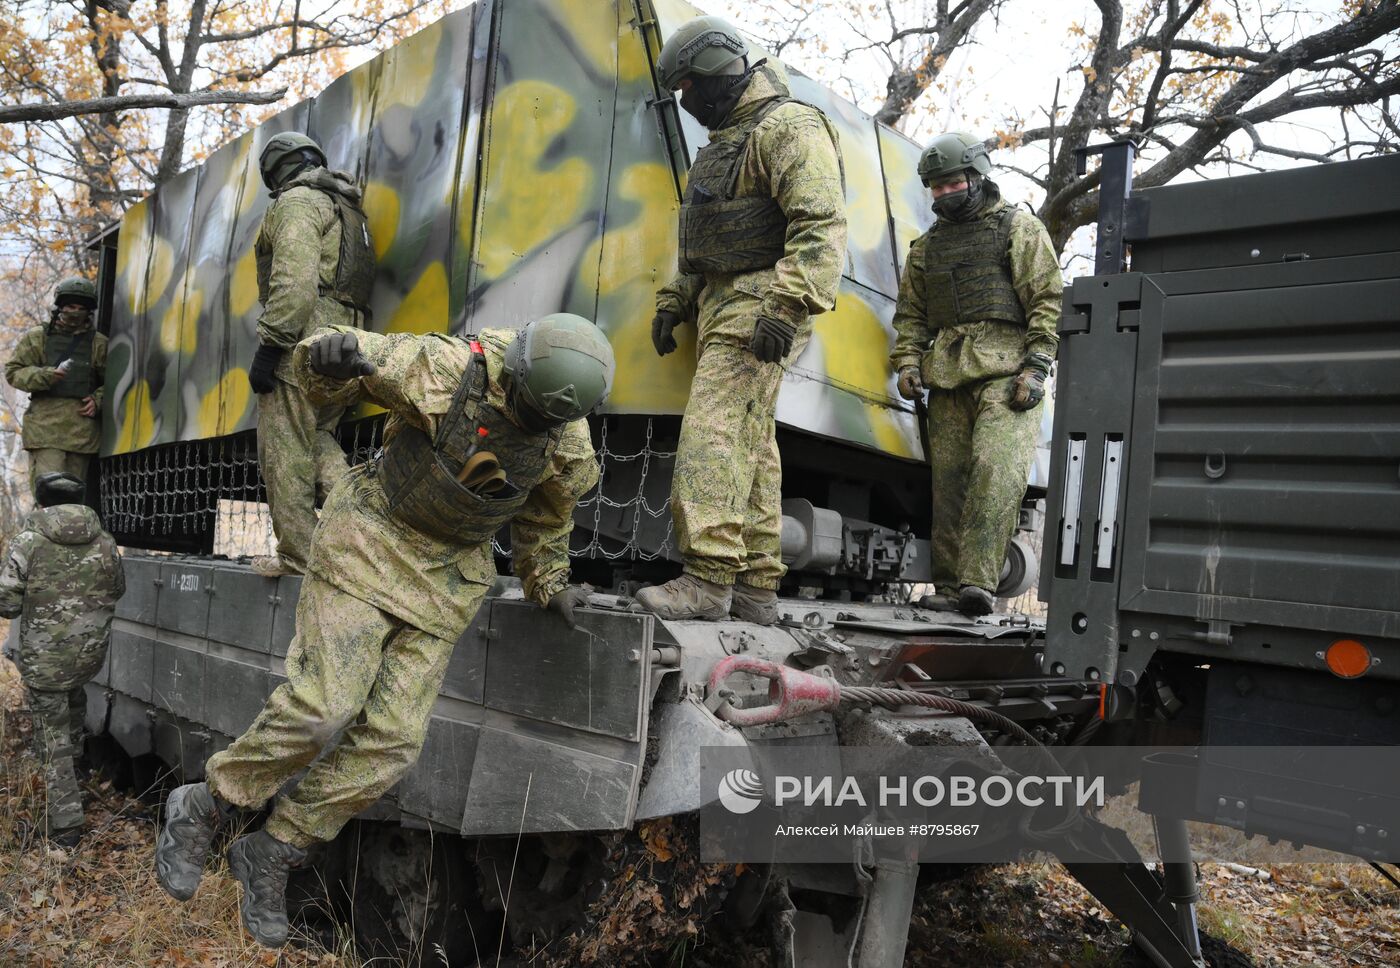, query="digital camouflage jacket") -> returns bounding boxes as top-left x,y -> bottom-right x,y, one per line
291,327 -> 598,640
656,63 -> 847,348
890,191 -> 1062,391
0,504 -> 124,691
